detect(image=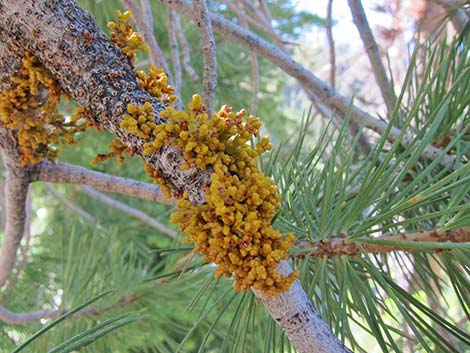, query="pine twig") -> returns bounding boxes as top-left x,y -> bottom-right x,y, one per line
294,227 -> 470,258
240,0 -> 286,50
34,160 -> 175,206
325,0 -> 336,88
140,0 -> 154,30
258,0 -> 273,24
79,186 -> 178,240
0,292 -> 141,324
248,49 -> 260,115
167,8 -> 183,95
431,0 -> 470,32
0,306 -> 60,324
193,0 -> 217,114
120,0 -> 174,87
348,0 -> 395,113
